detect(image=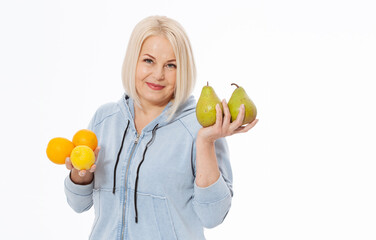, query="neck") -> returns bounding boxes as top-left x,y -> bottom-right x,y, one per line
135,103 -> 165,119
134,99 -> 169,134
136,98 -> 168,117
